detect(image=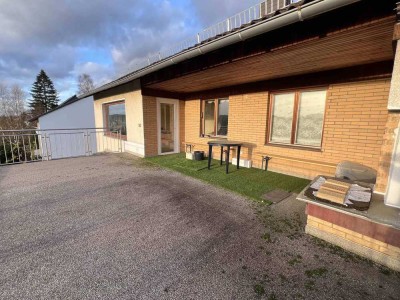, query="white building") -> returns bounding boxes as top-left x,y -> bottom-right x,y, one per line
33,95 -> 98,159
